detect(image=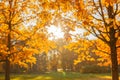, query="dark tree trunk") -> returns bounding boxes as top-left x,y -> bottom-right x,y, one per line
110,44 -> 119,80
5,20 -> 11,80
5,9 -> 12,79
110,27 -> 119,80
5,59 -> 10,80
